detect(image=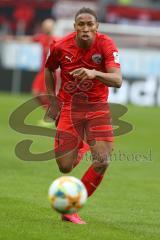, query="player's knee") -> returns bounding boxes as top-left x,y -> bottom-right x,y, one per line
93,160 -> 109,174
99,159 -> 110,169
92,153 -> 110,173
58,165 -> 72,174
101,160 -> 109,169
